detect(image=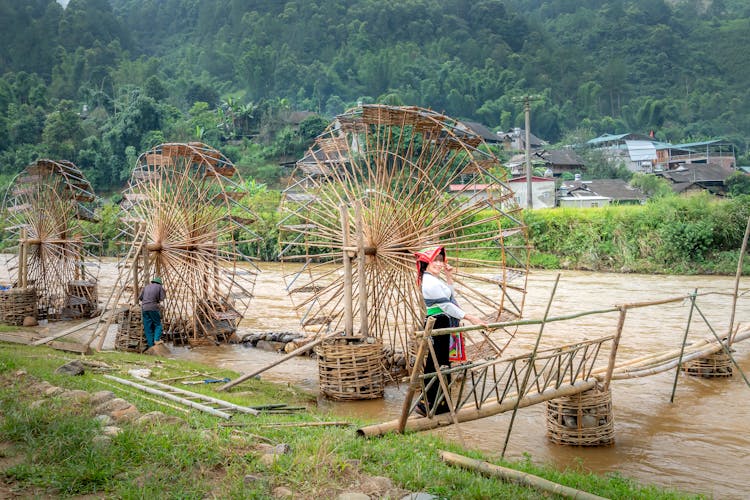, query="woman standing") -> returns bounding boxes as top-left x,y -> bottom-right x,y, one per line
414,246 -> 485,415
